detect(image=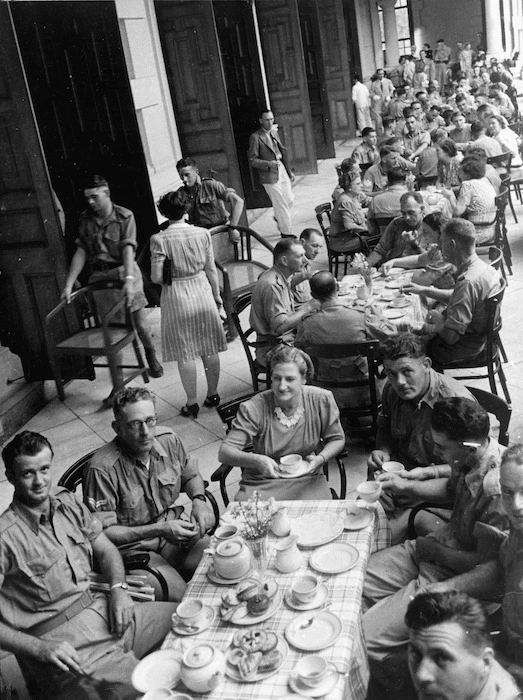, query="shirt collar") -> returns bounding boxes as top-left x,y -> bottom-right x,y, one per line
272,264 -> 292,287
11,494 -> 62,534
462,438 -> 499,495
455,253 -> 478,279
115,435 -> 168,467
413,369 -> 441,409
